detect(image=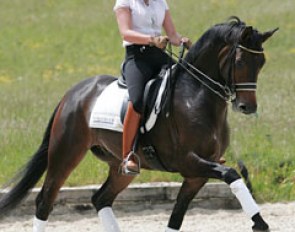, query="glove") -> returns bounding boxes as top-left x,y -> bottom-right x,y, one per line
150,36 -> 169,50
